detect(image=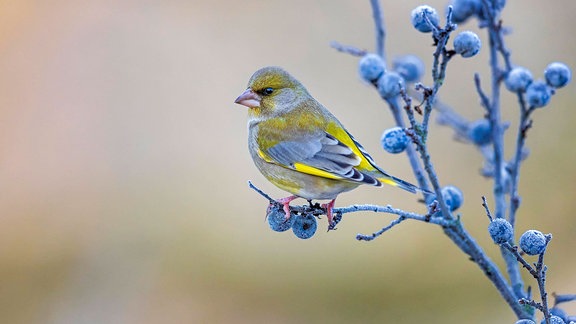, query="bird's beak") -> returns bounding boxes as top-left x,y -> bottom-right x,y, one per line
234,88 -> 261,108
